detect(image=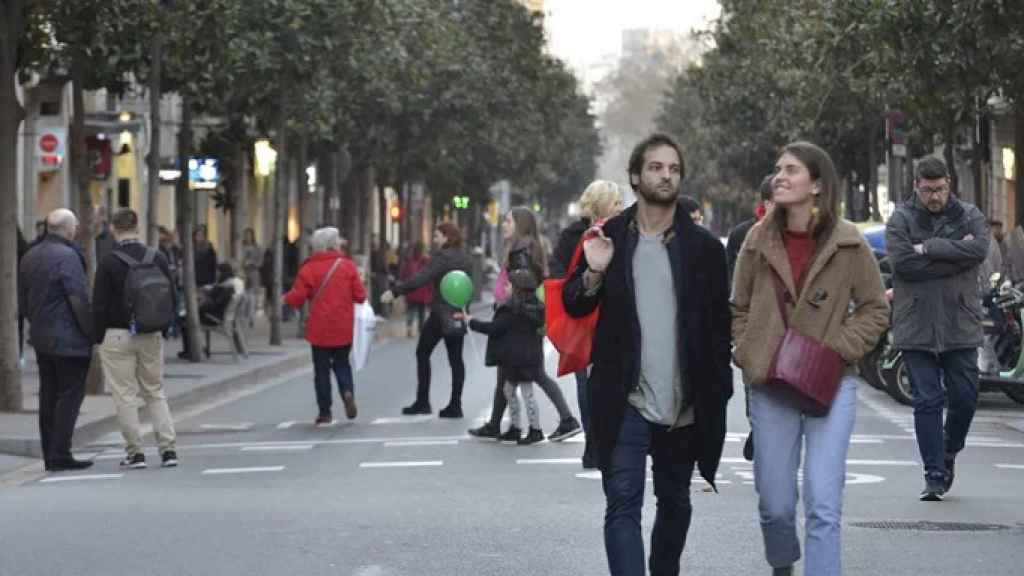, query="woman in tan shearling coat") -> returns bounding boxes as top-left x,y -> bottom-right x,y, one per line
731,141 -> 889,576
